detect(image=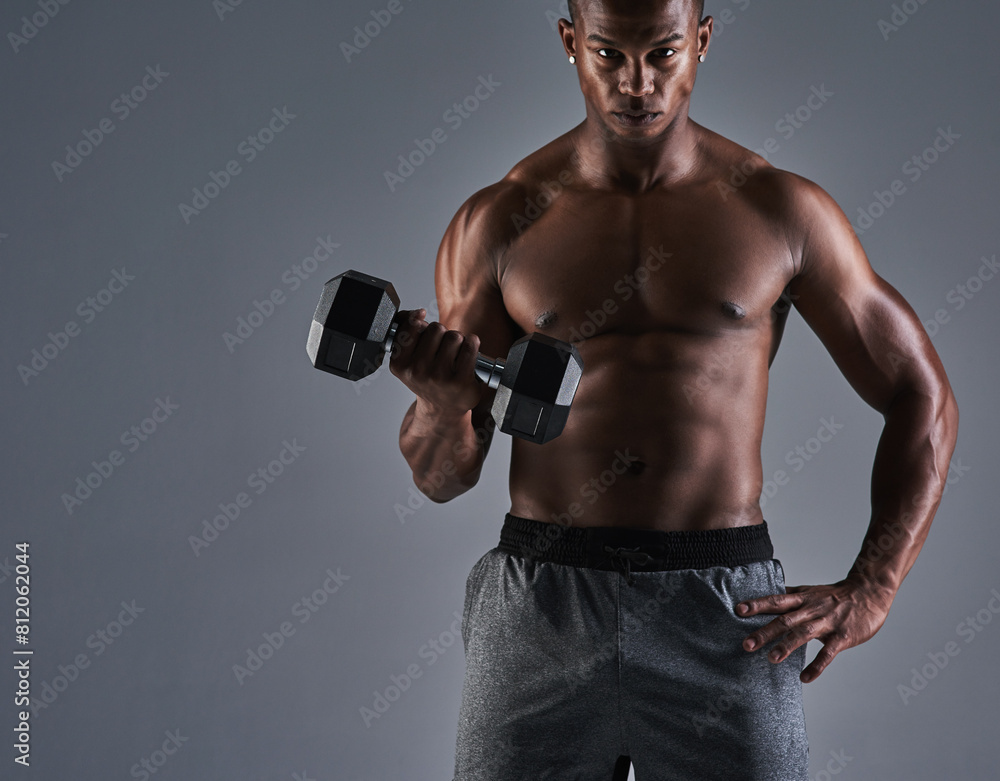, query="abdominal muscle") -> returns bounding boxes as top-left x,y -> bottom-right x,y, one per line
506,329 -> 770,532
